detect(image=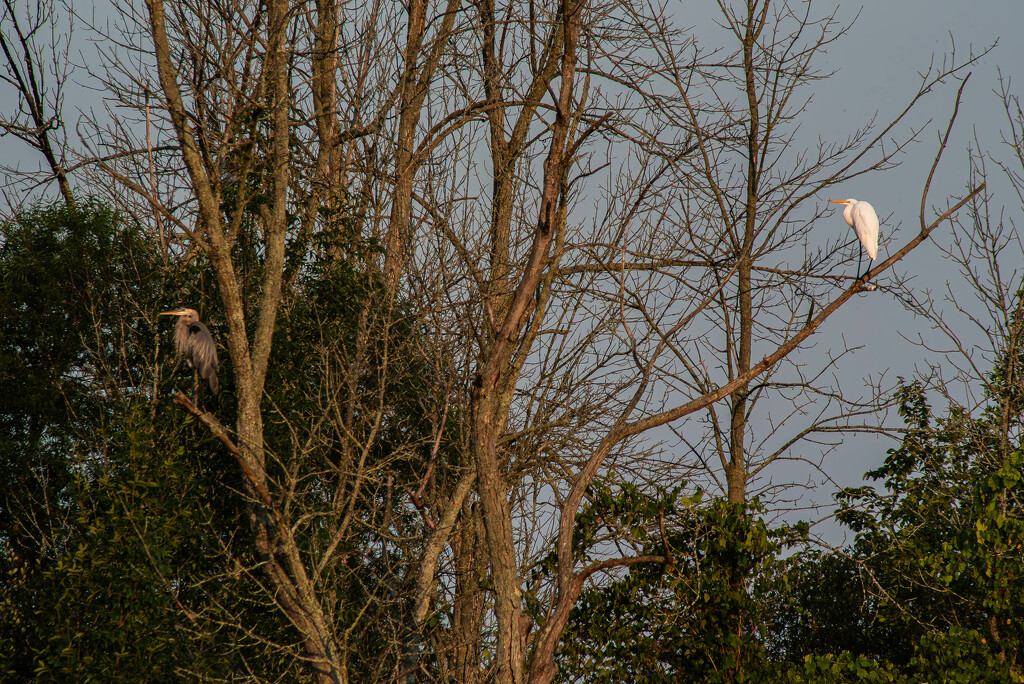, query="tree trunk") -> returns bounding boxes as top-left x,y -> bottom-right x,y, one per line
471,390 -> 524,683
